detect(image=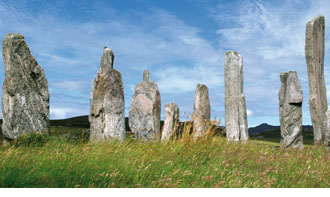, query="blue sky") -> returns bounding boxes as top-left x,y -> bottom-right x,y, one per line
0,0 -> 330,127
